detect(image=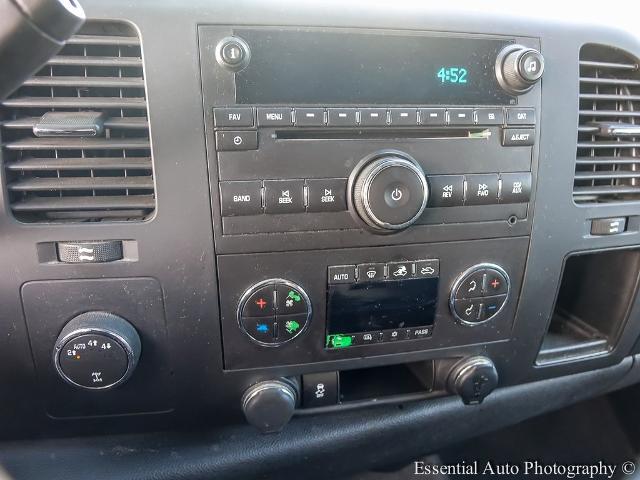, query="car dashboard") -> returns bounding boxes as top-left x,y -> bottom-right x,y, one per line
2,1 -> 640,478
